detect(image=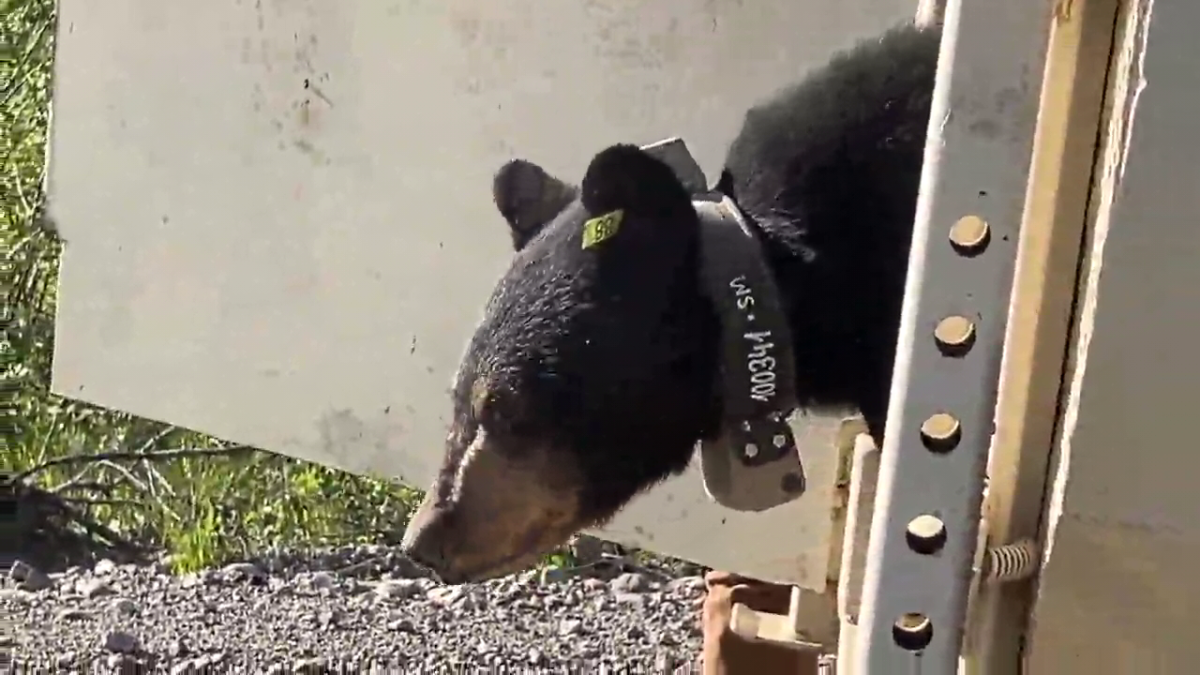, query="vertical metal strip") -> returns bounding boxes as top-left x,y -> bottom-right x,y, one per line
852,0 -> 1055,671
963,0 -> 1121,670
